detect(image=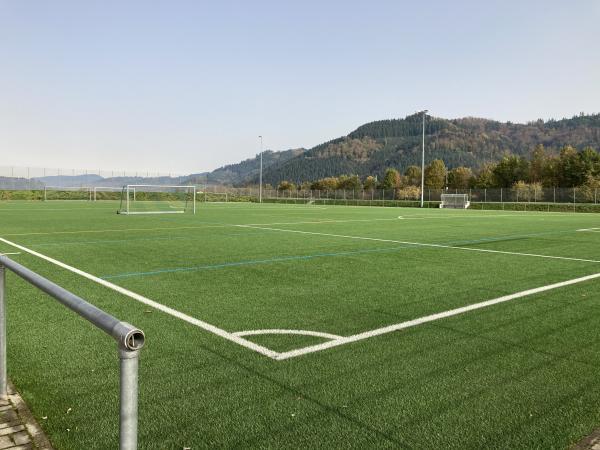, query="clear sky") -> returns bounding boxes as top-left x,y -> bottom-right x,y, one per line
1,0 -> 599,174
